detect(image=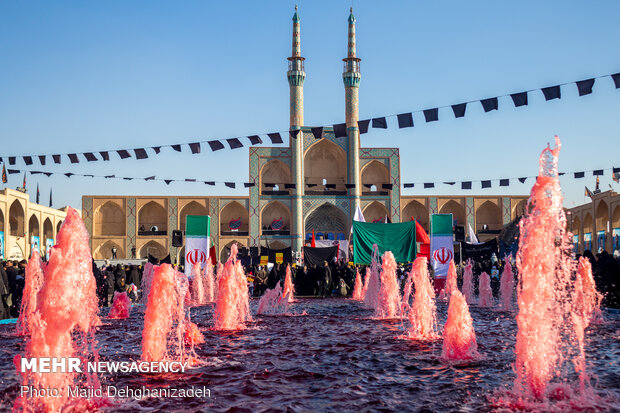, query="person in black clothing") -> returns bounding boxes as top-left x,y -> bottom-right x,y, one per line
104,265 -> 116,306
127,265 -> 141,288
0,264 -> 10,319
267,265 -> 278,290
322,261 -> 332,297
93,260 -> 107,307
